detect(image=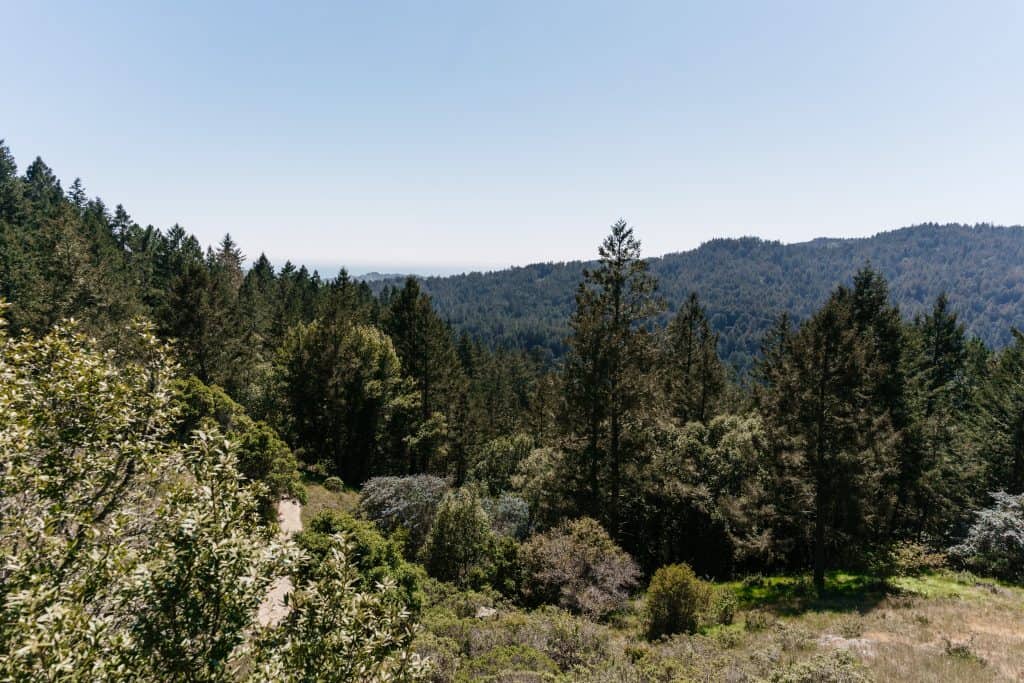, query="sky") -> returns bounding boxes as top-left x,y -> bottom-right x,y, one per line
3,1 -> 1023,274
